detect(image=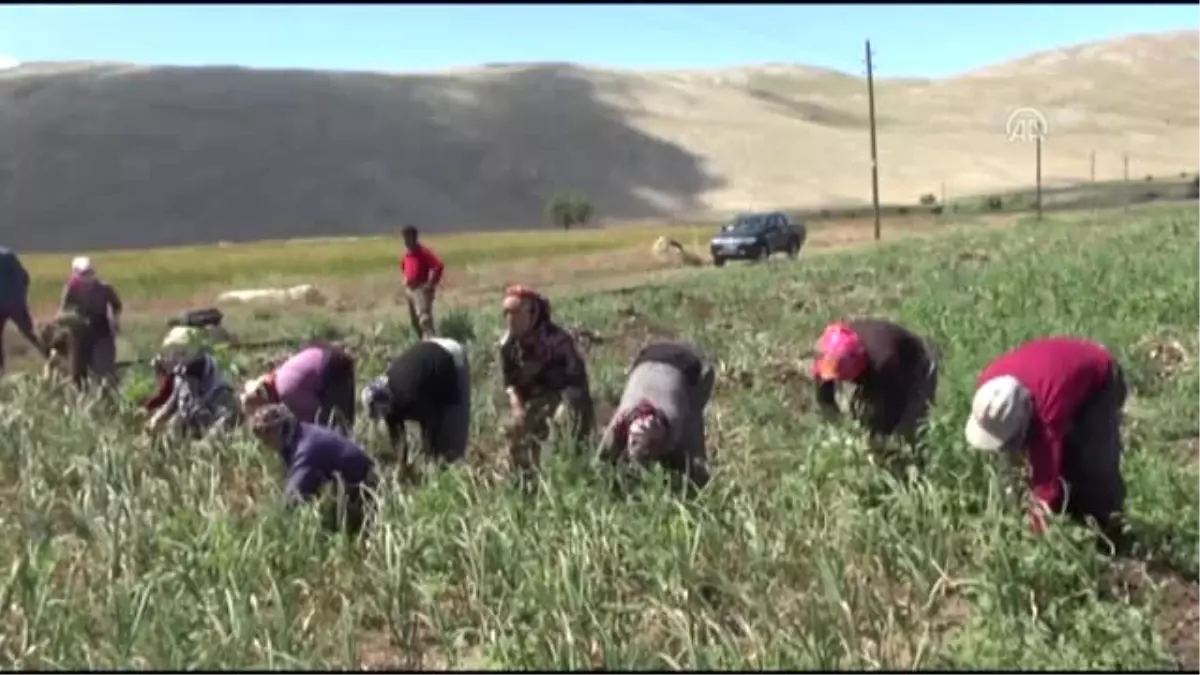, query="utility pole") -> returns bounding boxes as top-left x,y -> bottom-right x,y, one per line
1123,153 -> 1130,213
865,40 -> 881,241
1090,150 -> 1097,220
1035,135 -> 1043,221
